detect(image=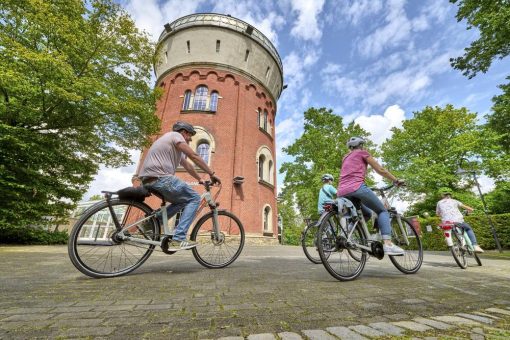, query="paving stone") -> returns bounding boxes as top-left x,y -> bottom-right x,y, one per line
50,306 -> 93,313
134,304 -> 172,310
368,322 -> 405,336
52,312 -> 103,319
486,307 -> 510,316
392,320 -> 432,332
473,311 -> 501,320
301,329 -> 337,340
0,320 -> 55,330
431,315 -> 480,326
56,326 -> 116,337
247,333 -> 277,340
2,307 -> 53,315
217,337 -> 244,340
2,313 -> 54,322
326,326 -> 368,340
349,325 -> 385,337
402,298 -> 426,304
456,313 -> 493,324
277,332 -> 303,340
93,304 -> 135,311
51,318 -> 104,327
